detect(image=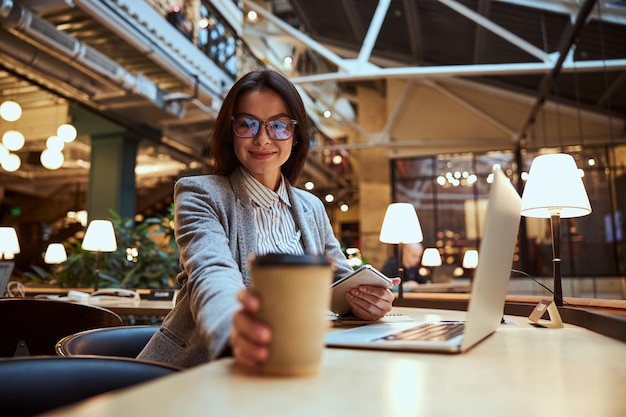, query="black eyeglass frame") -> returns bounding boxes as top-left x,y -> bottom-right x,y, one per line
231,116 -> 298,141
